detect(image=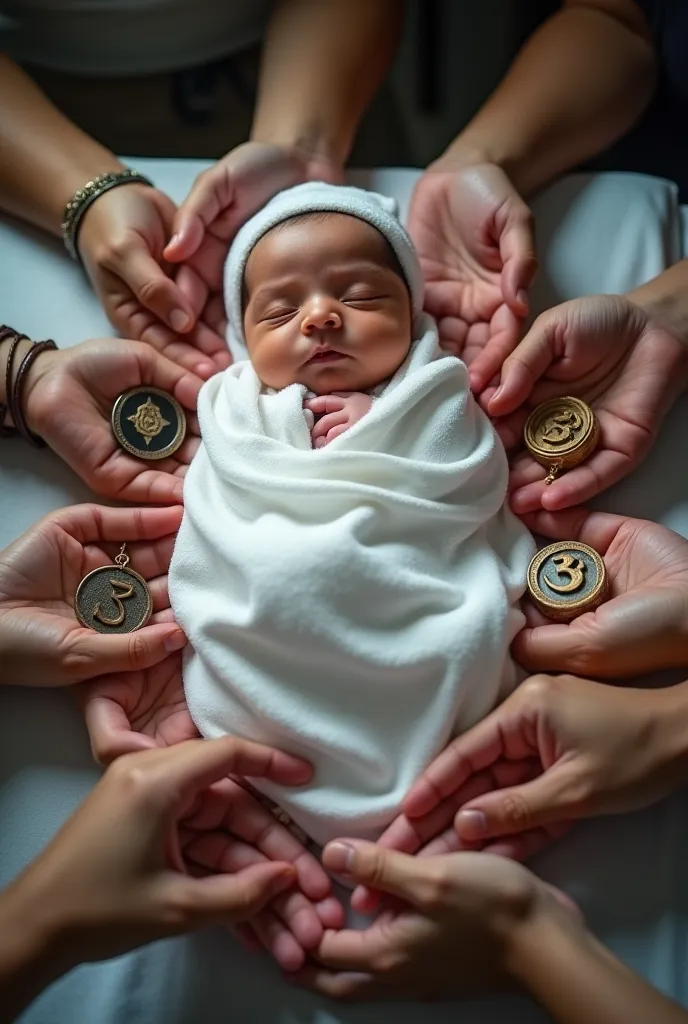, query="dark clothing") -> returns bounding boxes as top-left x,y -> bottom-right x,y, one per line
585,0 -> 688,198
